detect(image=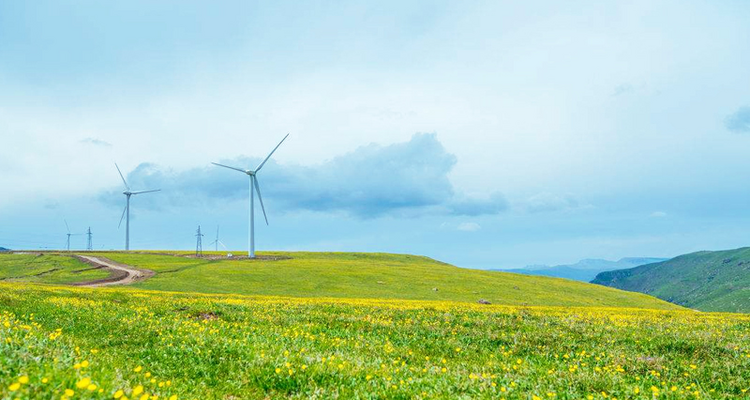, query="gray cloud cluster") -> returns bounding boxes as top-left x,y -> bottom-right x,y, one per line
725,106 -> 750,133
100,133 -> 508,218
